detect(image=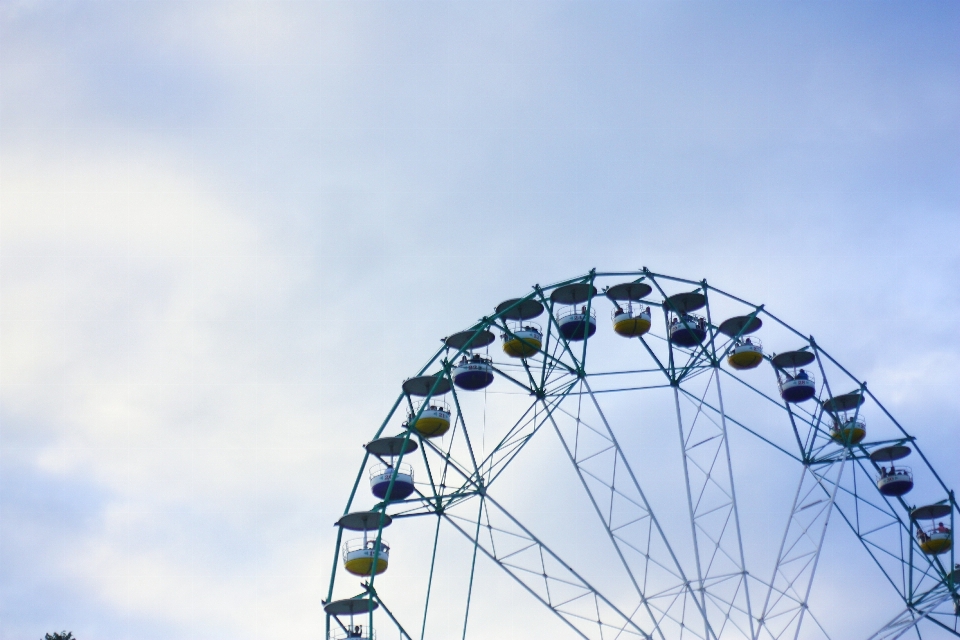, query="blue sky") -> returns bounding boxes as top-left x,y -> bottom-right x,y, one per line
1,2 -> 959,639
